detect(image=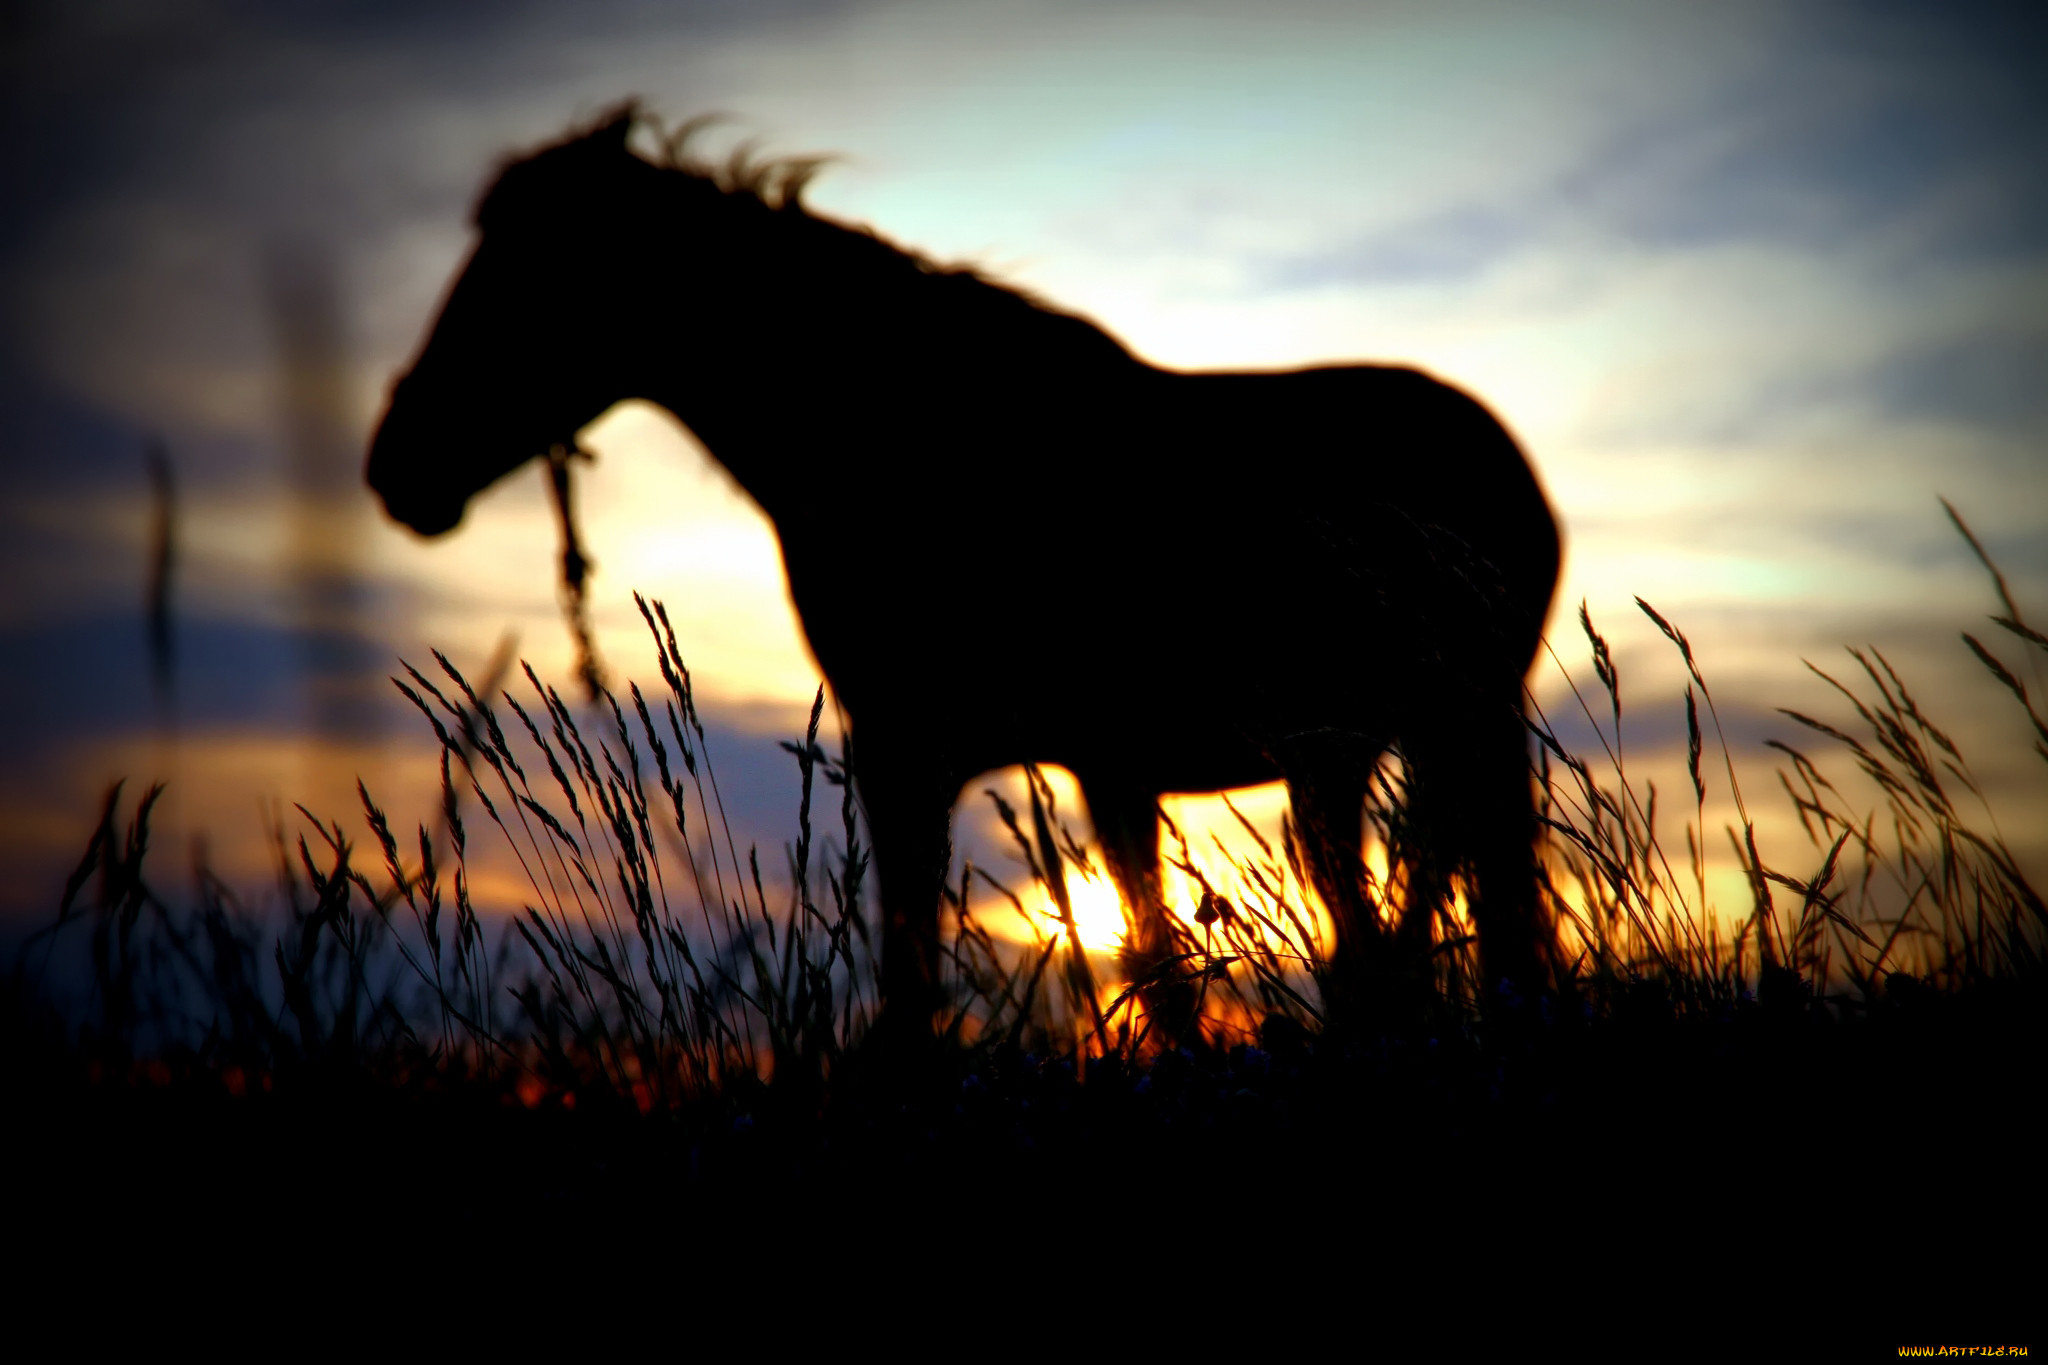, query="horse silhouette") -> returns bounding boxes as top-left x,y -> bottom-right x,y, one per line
367,106 -> 1563,1037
